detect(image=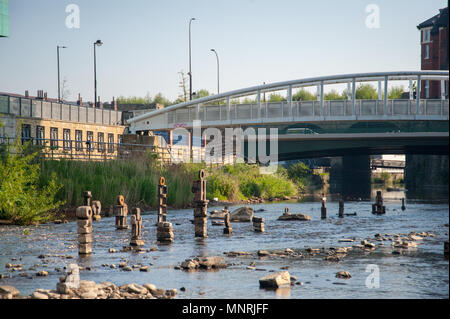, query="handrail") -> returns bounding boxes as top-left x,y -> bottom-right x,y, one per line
127,70 -> 449,124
